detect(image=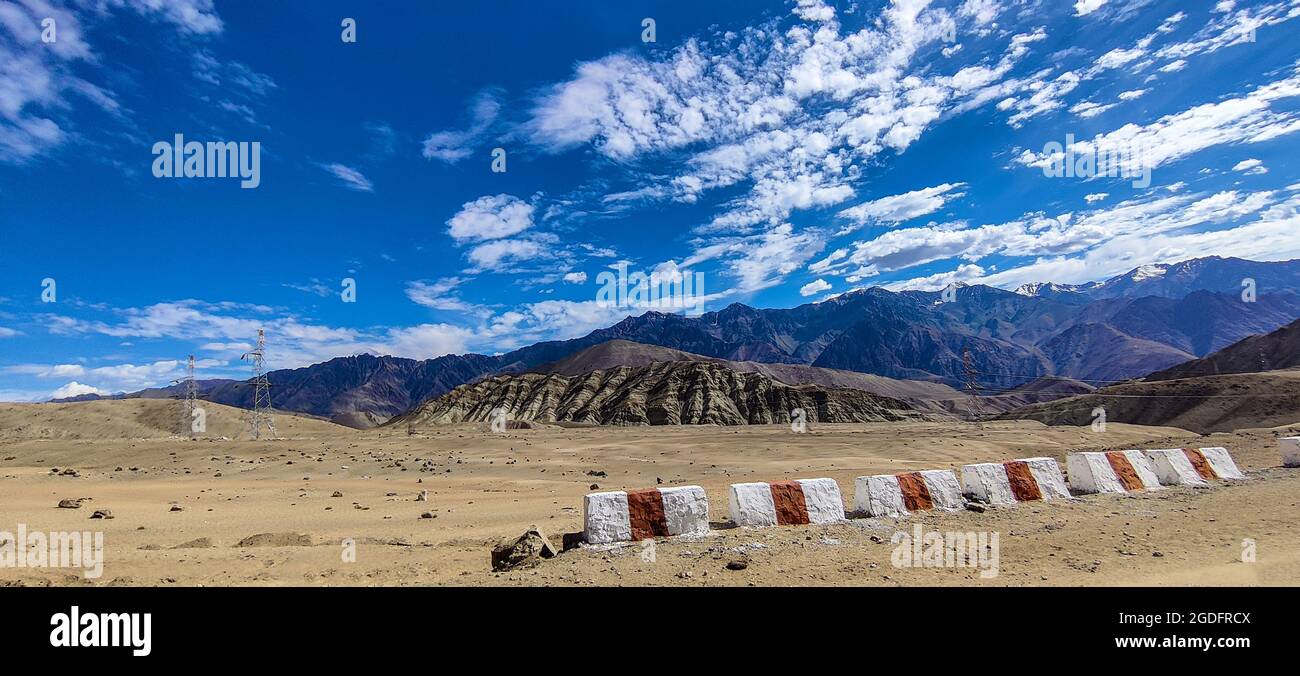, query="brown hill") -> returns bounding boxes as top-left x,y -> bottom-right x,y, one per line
0,399 -> 351,441
997,368 -> 1300,434
1146,318 -> 1300,381
394,361 -> 929,426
